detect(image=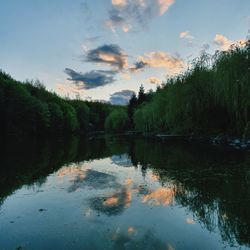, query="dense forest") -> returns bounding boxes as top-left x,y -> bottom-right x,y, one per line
0,71 -> 127,136
0,41 -> 249,137
128,41 -> 250,138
